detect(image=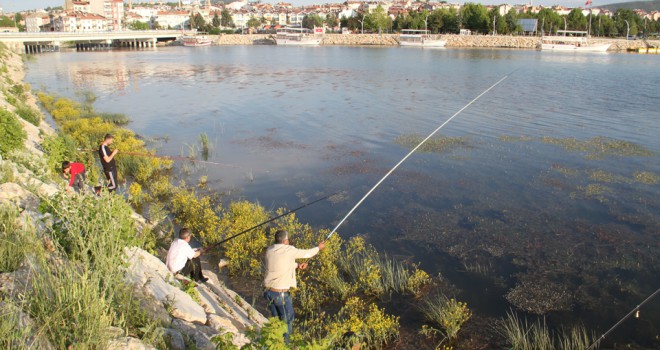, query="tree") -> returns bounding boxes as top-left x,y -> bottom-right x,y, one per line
221,9 -> 234,28
128,21 -> 150,30
189,13 -> 206,30
504,8 -> 519,34
488,8 -> 506,35
212,12 -> 221,28
302,14 -> 323,30
613,9 -> 640,36
246,17 -> 261,29
366,5 -> 391,33
427,10 -> 445,33
537,8 -> 562,35
0,16 -> 14,27
325,15 -> 339,30
566,8 -> 587,31
340,15 -> 360,32
461,3 -> 490,34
